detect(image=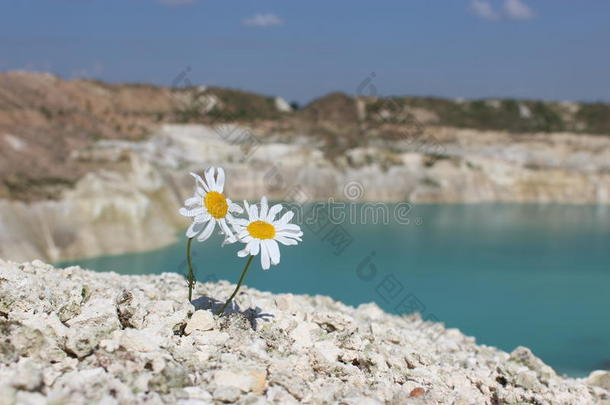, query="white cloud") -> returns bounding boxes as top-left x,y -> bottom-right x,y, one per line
242,13 -> 283,28
157,0 -> 195,6
470,1 -> 499,21
504,0 -> 535,20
